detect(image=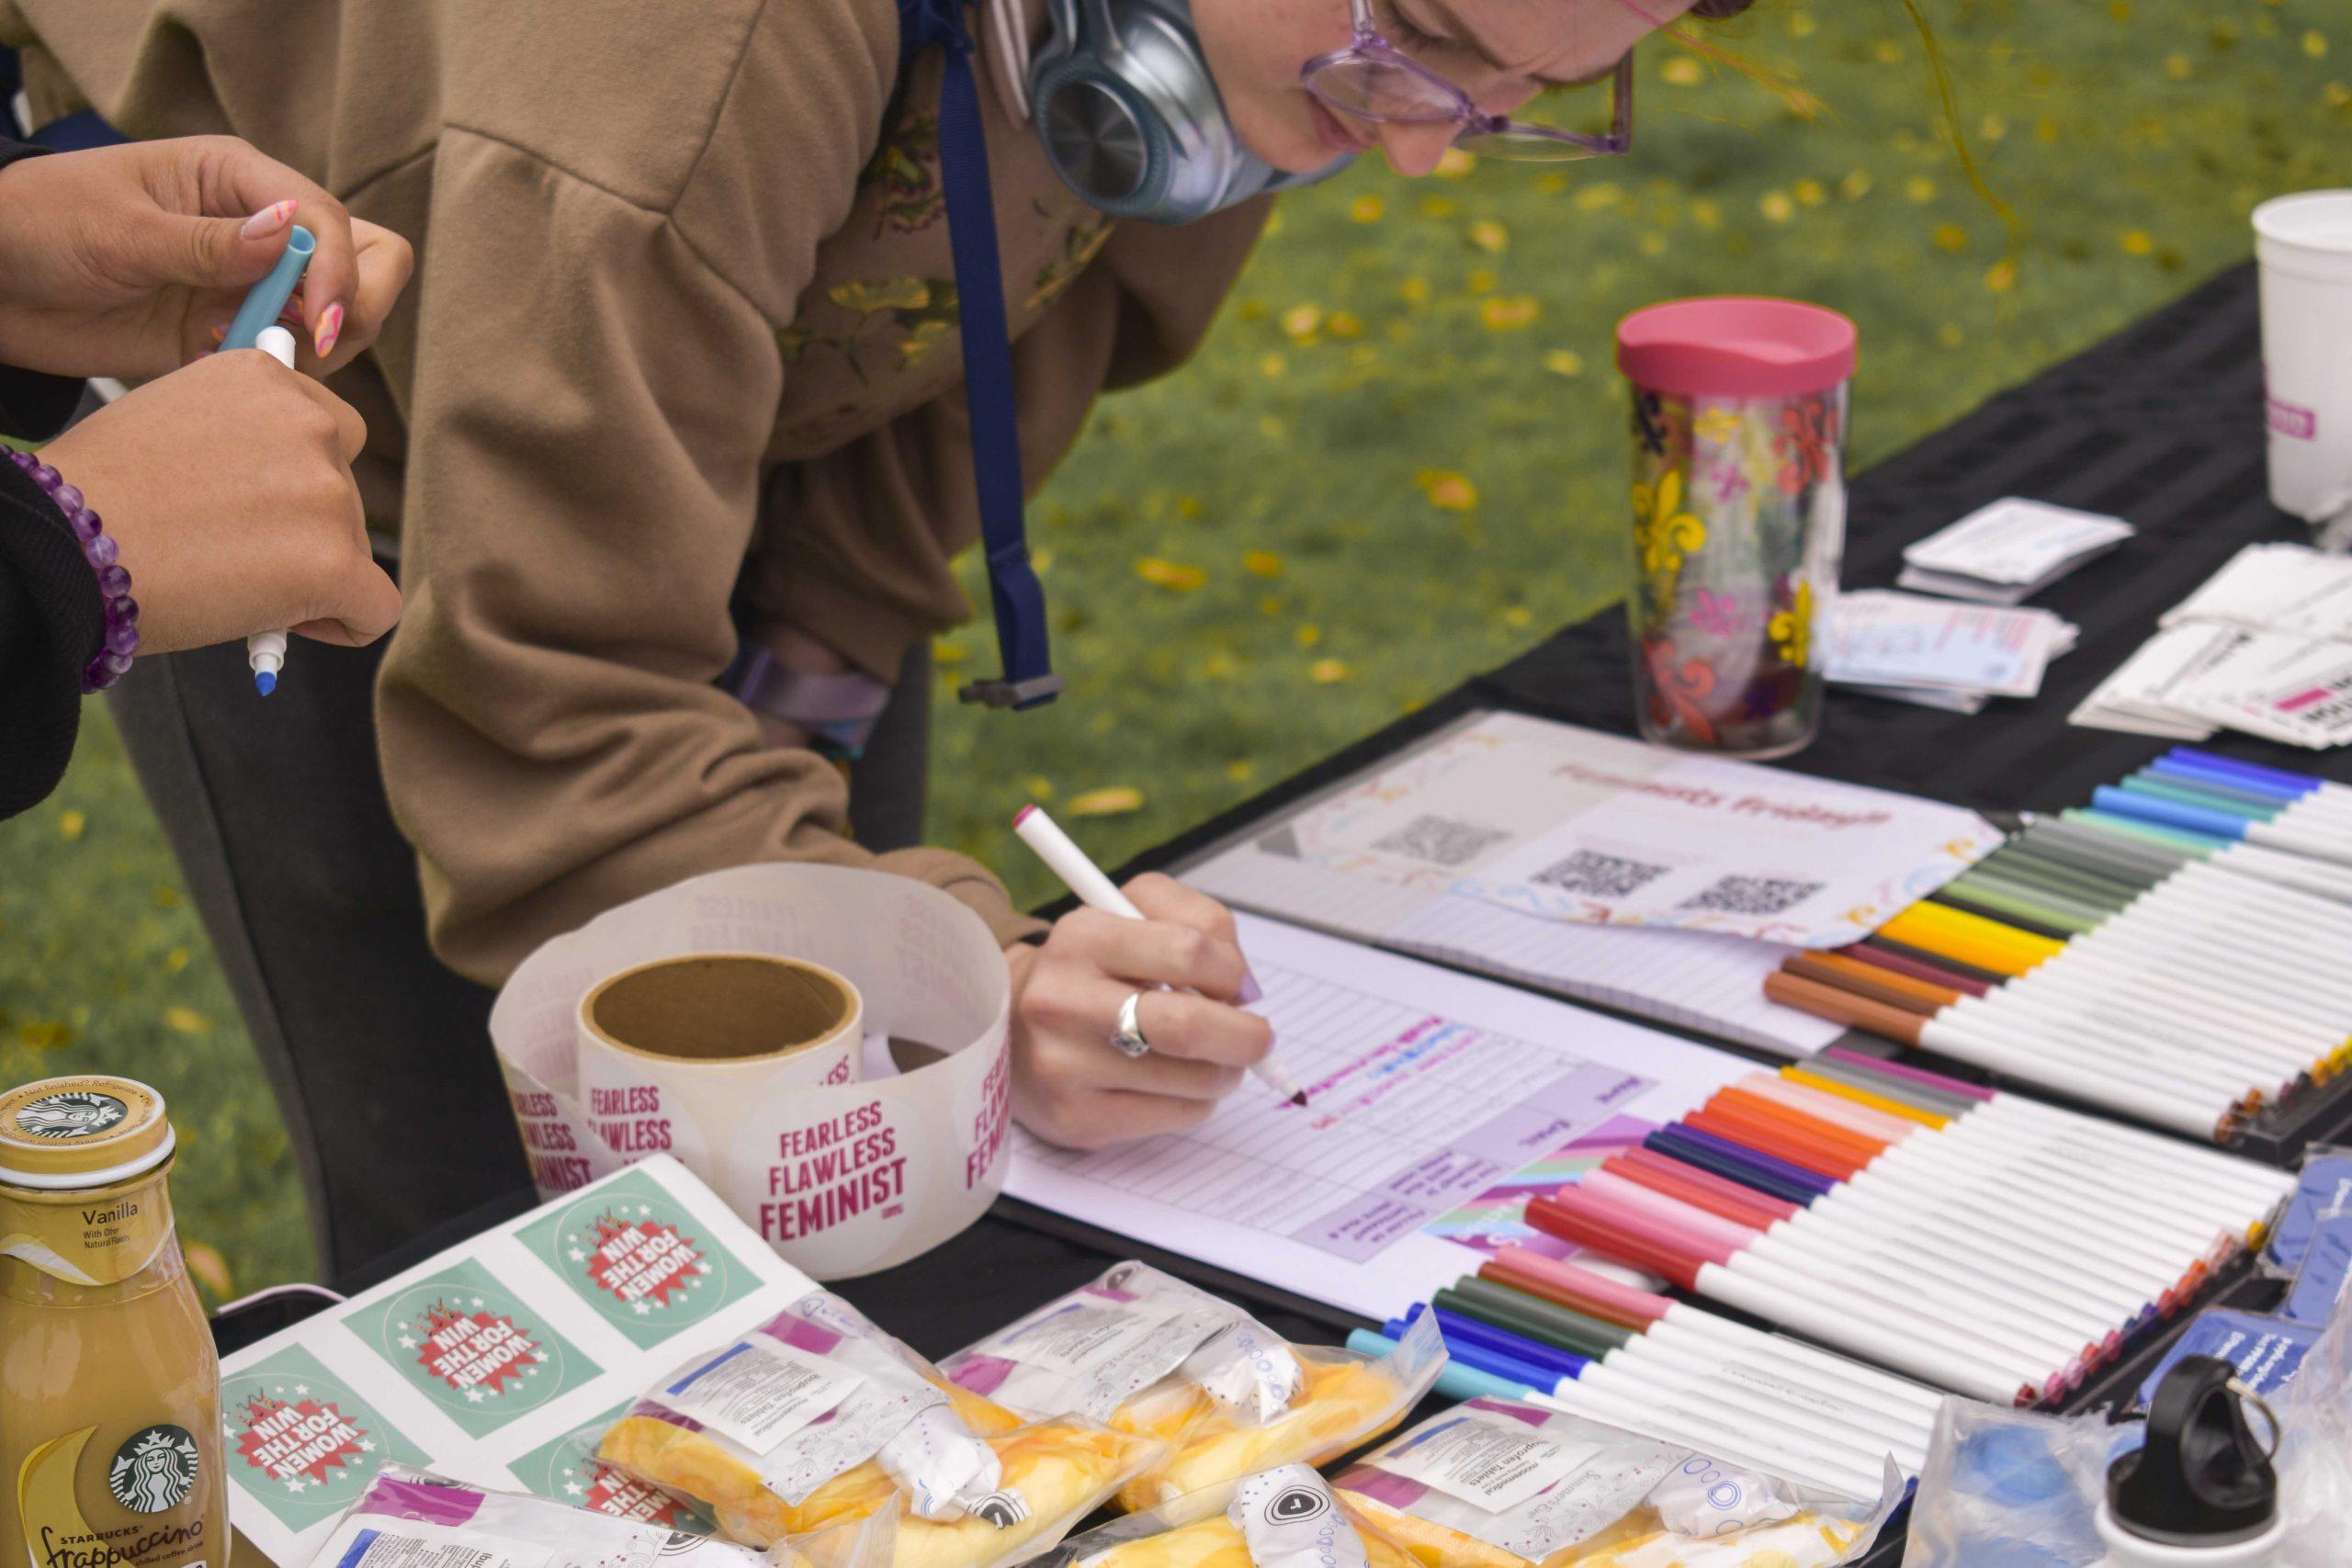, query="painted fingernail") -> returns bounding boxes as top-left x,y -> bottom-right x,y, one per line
209,322 -> 227,344
313,303 -> 344,358
240,200 -> 297,240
